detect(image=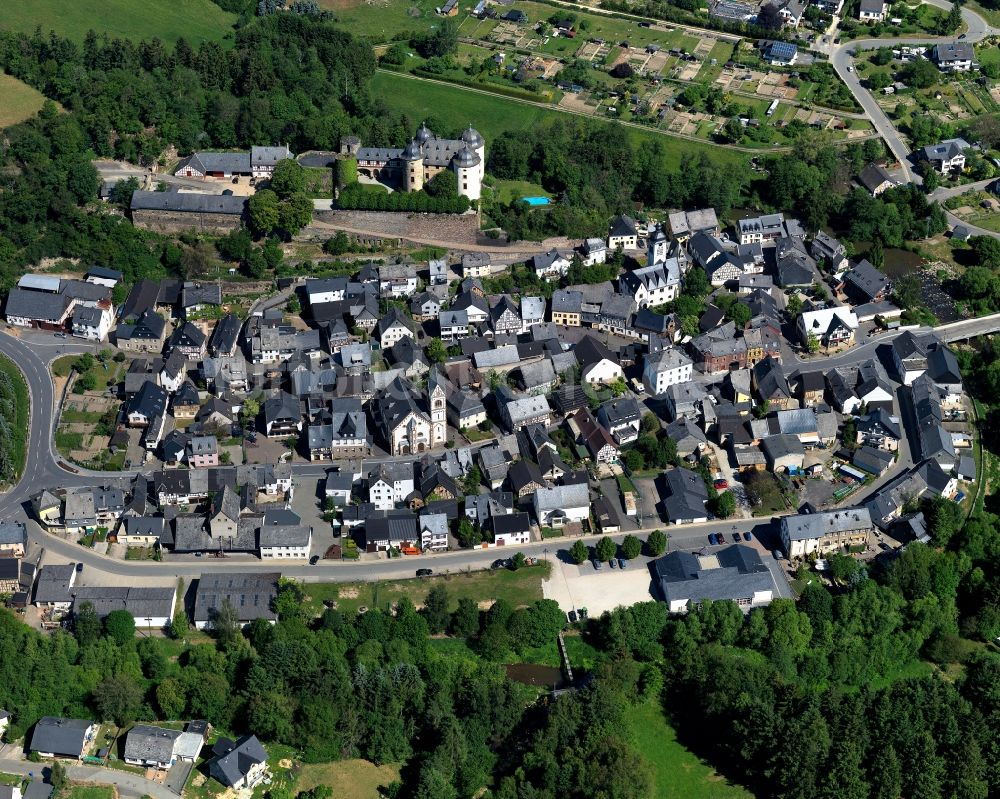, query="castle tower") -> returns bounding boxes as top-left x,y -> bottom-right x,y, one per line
461,125 -> 486,183
453,144 -> 482,201
415,122 -> 434,145
402,139 -> 424,192
647,223 -> 668,266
